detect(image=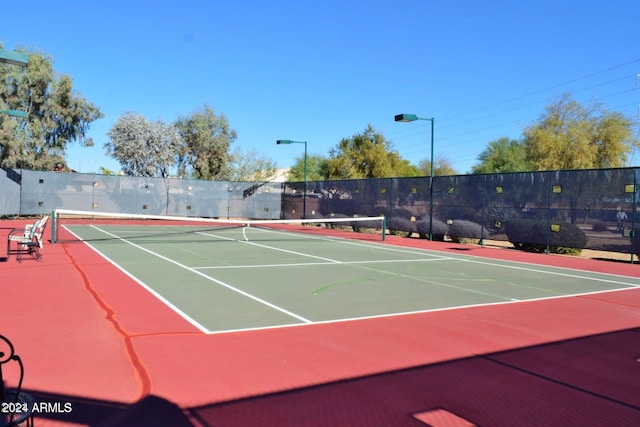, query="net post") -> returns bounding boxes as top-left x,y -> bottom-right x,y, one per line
51,210 -> 57,243
382,216 -> 386,241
